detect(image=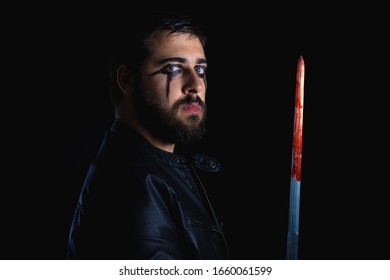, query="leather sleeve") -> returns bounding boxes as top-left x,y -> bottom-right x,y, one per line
69,167 -> 185,259
128,173 -> 183,259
